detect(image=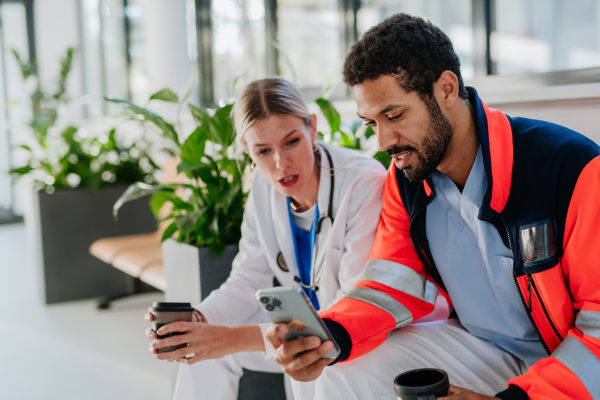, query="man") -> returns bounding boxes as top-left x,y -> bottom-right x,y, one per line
266,13 -> 600,400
